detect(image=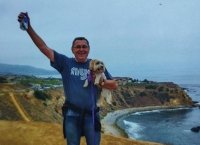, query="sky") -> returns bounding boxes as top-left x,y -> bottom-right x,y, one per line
1,0 -> 200,83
